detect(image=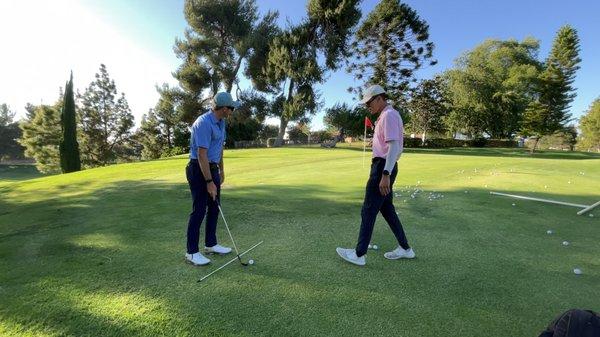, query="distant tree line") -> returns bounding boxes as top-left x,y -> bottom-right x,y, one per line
3,1 -> 599,174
